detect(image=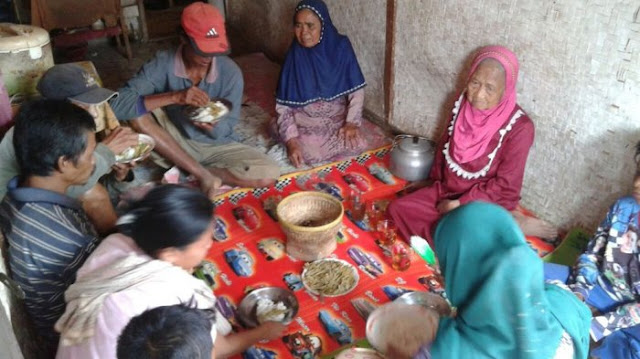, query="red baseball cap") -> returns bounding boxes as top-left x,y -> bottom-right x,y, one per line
181,2 -> 229,56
